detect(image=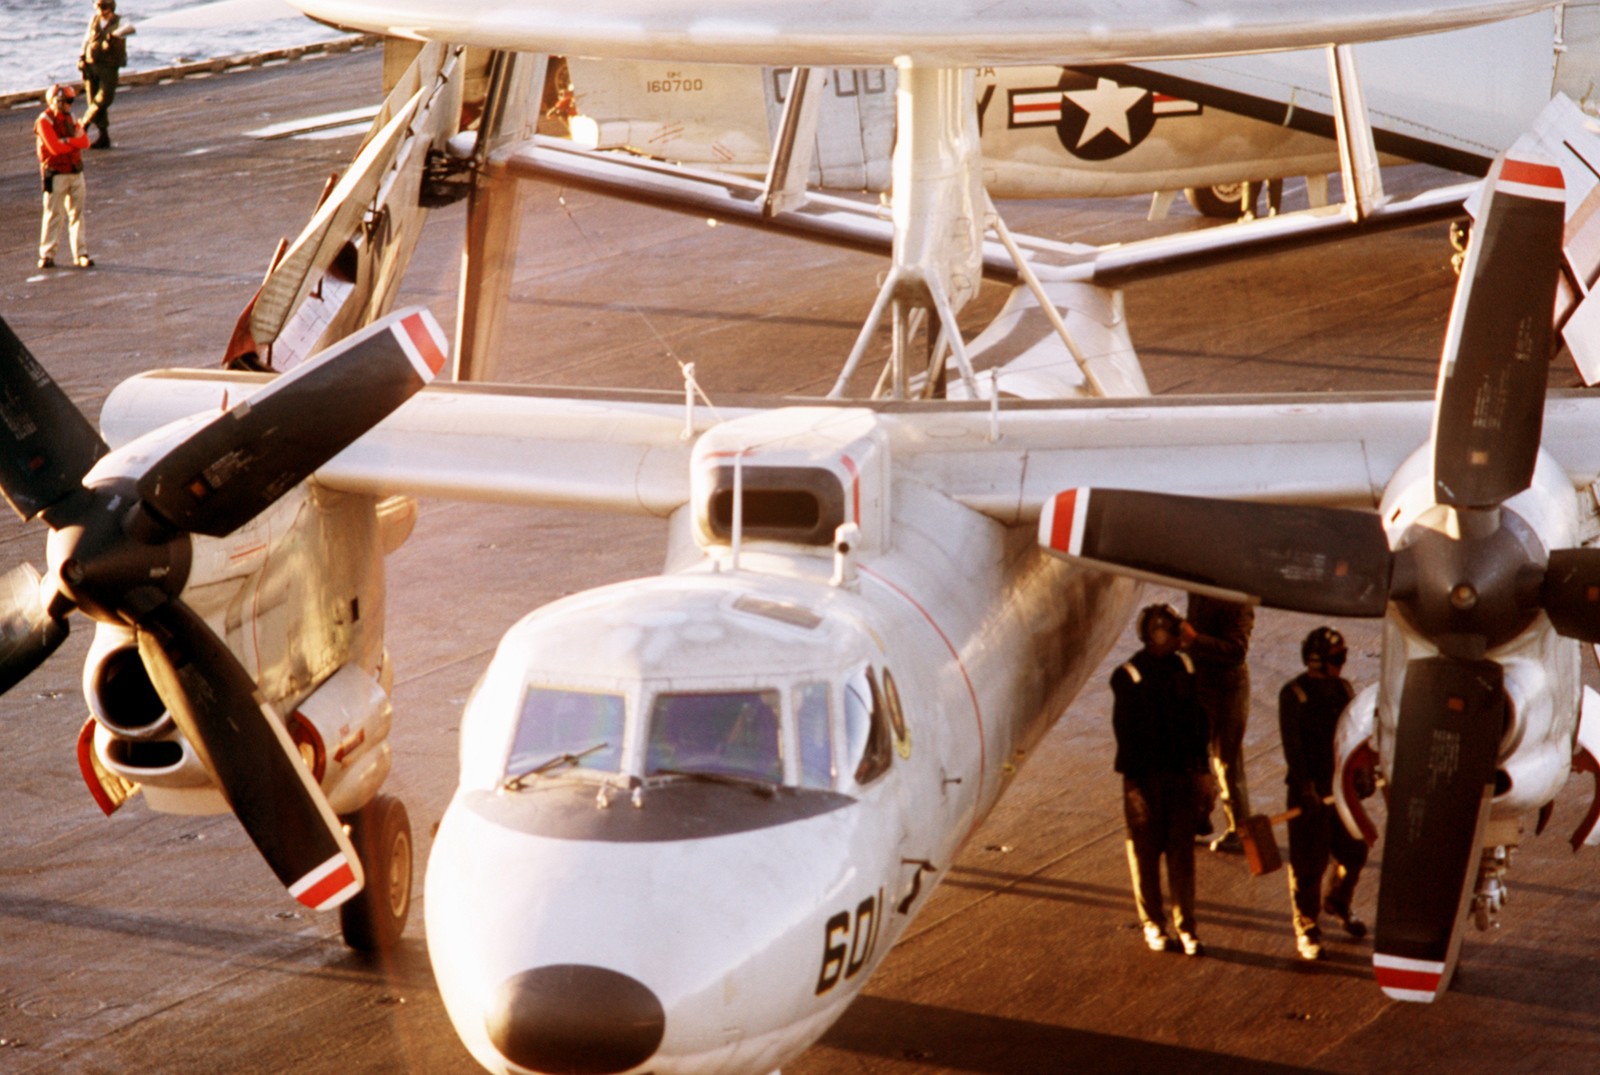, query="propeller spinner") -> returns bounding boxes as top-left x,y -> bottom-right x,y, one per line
0,308 -> 446,908
1040,149 -> 1575,1000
